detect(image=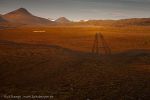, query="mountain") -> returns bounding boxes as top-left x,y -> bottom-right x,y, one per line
55,17 -> 71,23
0,14 -> 7,23
3,8 -> 54,25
